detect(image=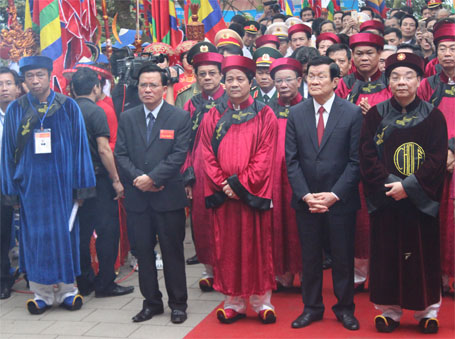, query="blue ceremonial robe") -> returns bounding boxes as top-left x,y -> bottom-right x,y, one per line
1,91 -> 96,285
